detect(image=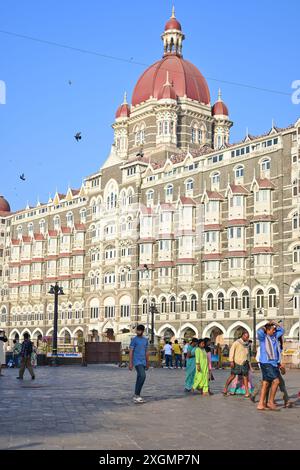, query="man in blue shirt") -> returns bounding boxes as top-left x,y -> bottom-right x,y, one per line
257,321 -> 284,411
129,325 -> 149,404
